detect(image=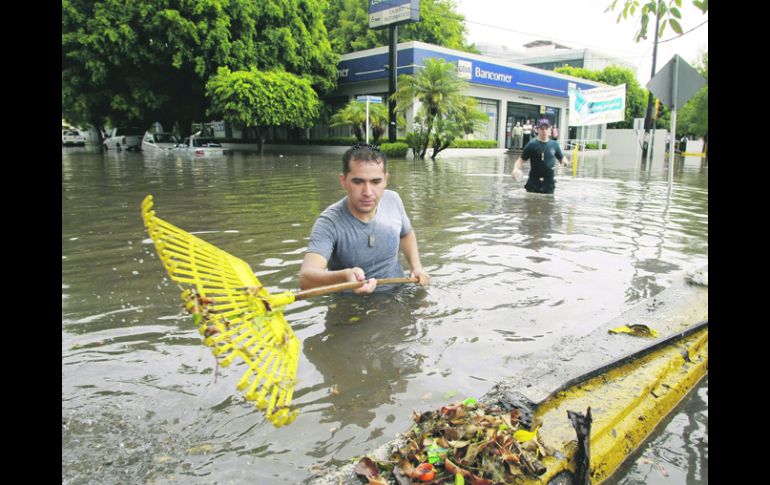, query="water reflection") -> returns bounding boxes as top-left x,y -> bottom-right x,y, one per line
517,194 -> 563,250
300,290 -> 428,455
